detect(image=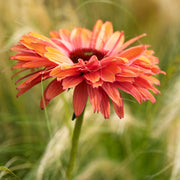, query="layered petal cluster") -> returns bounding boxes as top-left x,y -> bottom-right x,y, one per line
10,20 -> 165,119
